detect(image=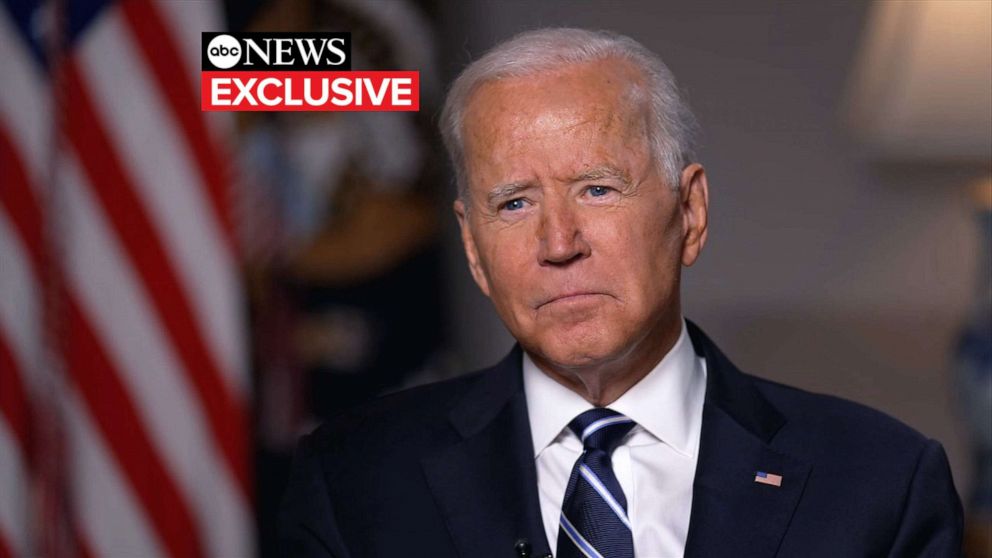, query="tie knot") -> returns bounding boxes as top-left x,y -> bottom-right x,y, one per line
568,408 -> 635,454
